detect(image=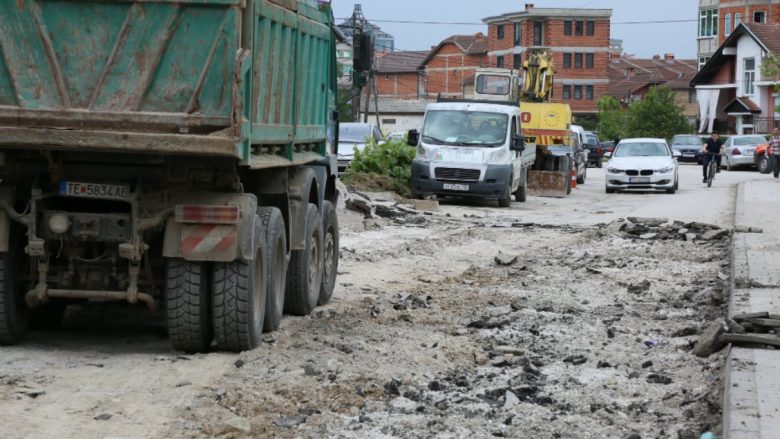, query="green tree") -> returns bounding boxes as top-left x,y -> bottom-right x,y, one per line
761,53 -> 780,113
597,96 -> 628,141
627,86 -> 691,140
